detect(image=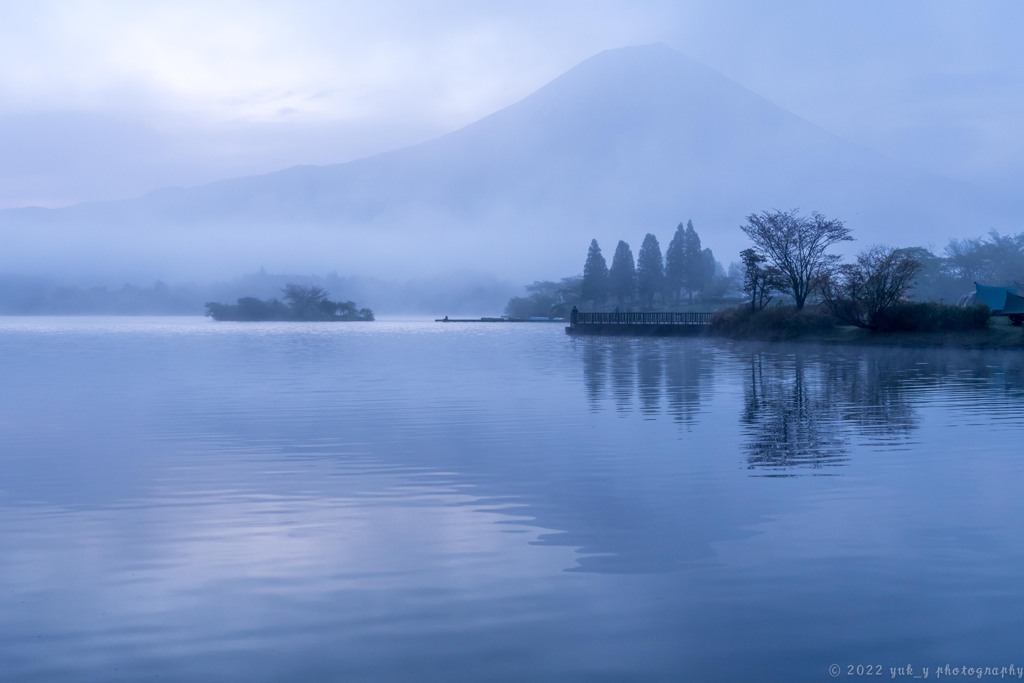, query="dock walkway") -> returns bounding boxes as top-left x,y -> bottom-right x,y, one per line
566,311 -> 712,336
